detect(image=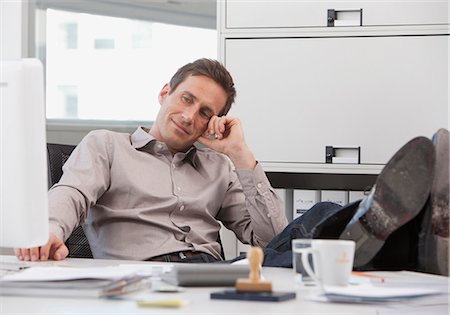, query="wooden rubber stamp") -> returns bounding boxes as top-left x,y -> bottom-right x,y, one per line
235,246 -> 272,292
210,246 -> 296,302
